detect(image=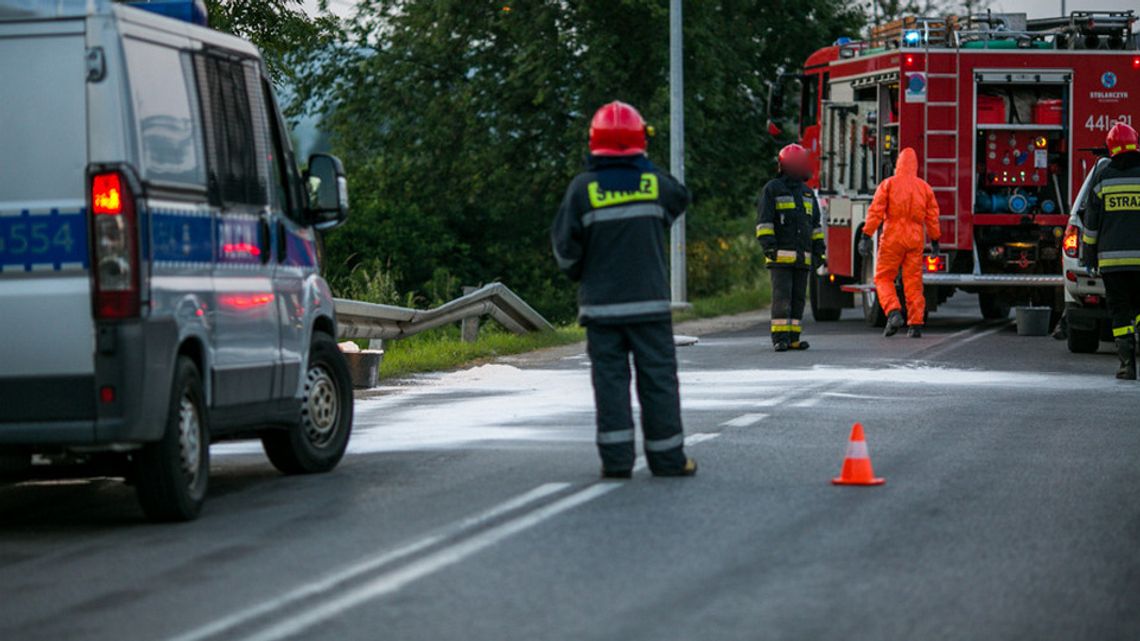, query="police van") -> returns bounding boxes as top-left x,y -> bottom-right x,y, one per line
0,0 -> 353,521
